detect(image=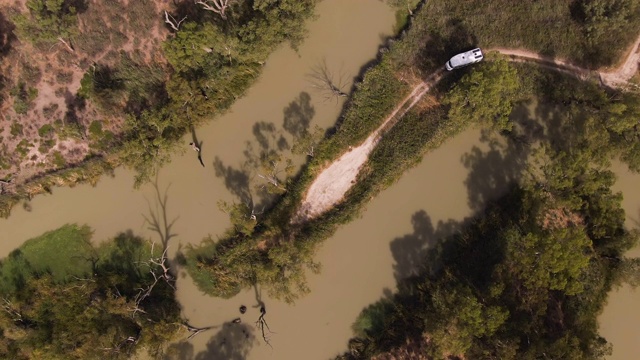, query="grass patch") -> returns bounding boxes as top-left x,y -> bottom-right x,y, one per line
0,224 -> 94,293
50,150 -> 66,167
409,0 -> 640,68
